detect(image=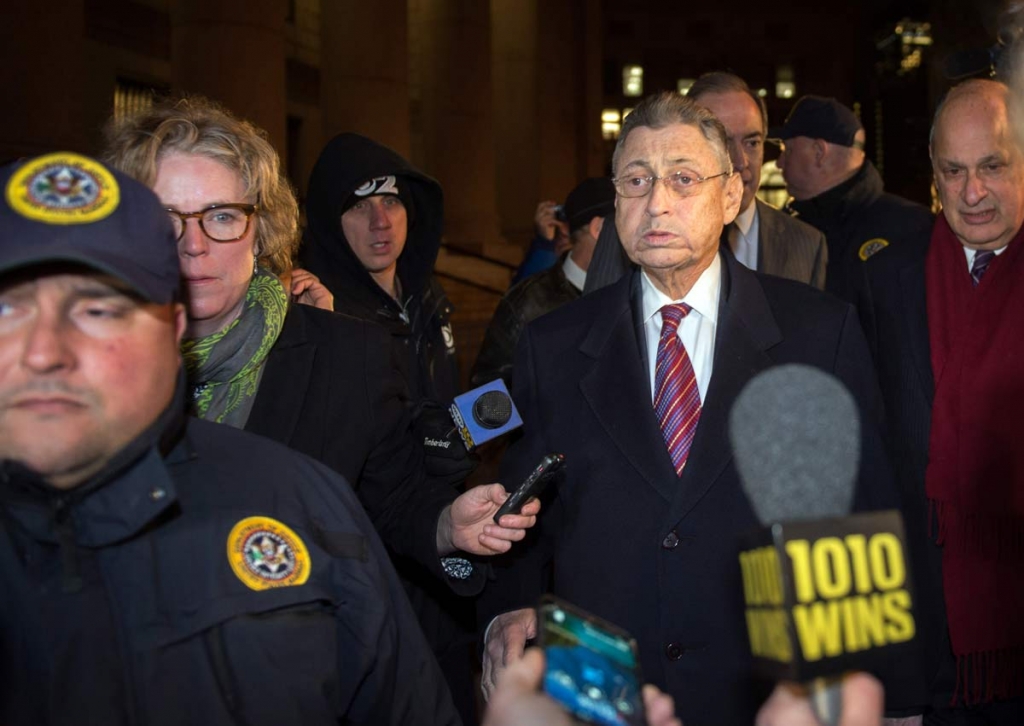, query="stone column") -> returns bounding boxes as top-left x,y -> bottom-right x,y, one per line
0,1 -> 90,159
320,0 -> 411,156
171,0 -> 287,153
410,0 -> 501,252
491,0 -> 540,246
